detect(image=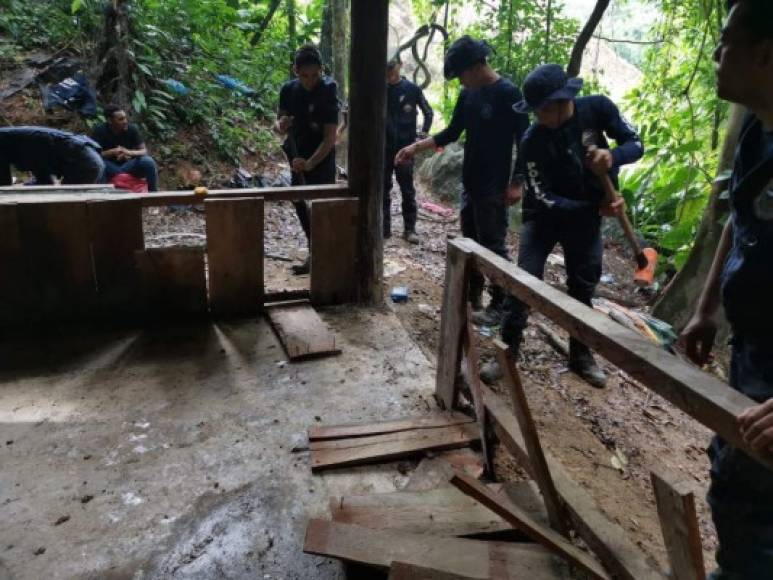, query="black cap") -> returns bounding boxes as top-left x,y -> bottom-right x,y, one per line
513,64 -> 583,113
443,36 -> 492,80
